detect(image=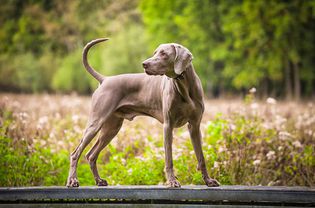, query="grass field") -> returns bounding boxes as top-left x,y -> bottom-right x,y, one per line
0,92 -> 314,187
